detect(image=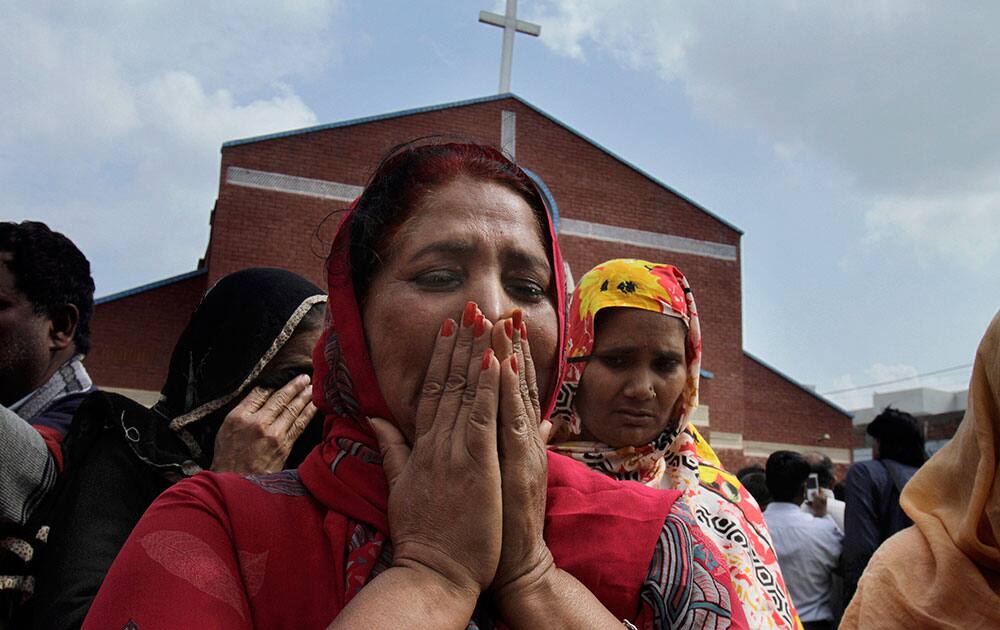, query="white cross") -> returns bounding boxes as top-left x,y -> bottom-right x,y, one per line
479,0 -> 541,94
